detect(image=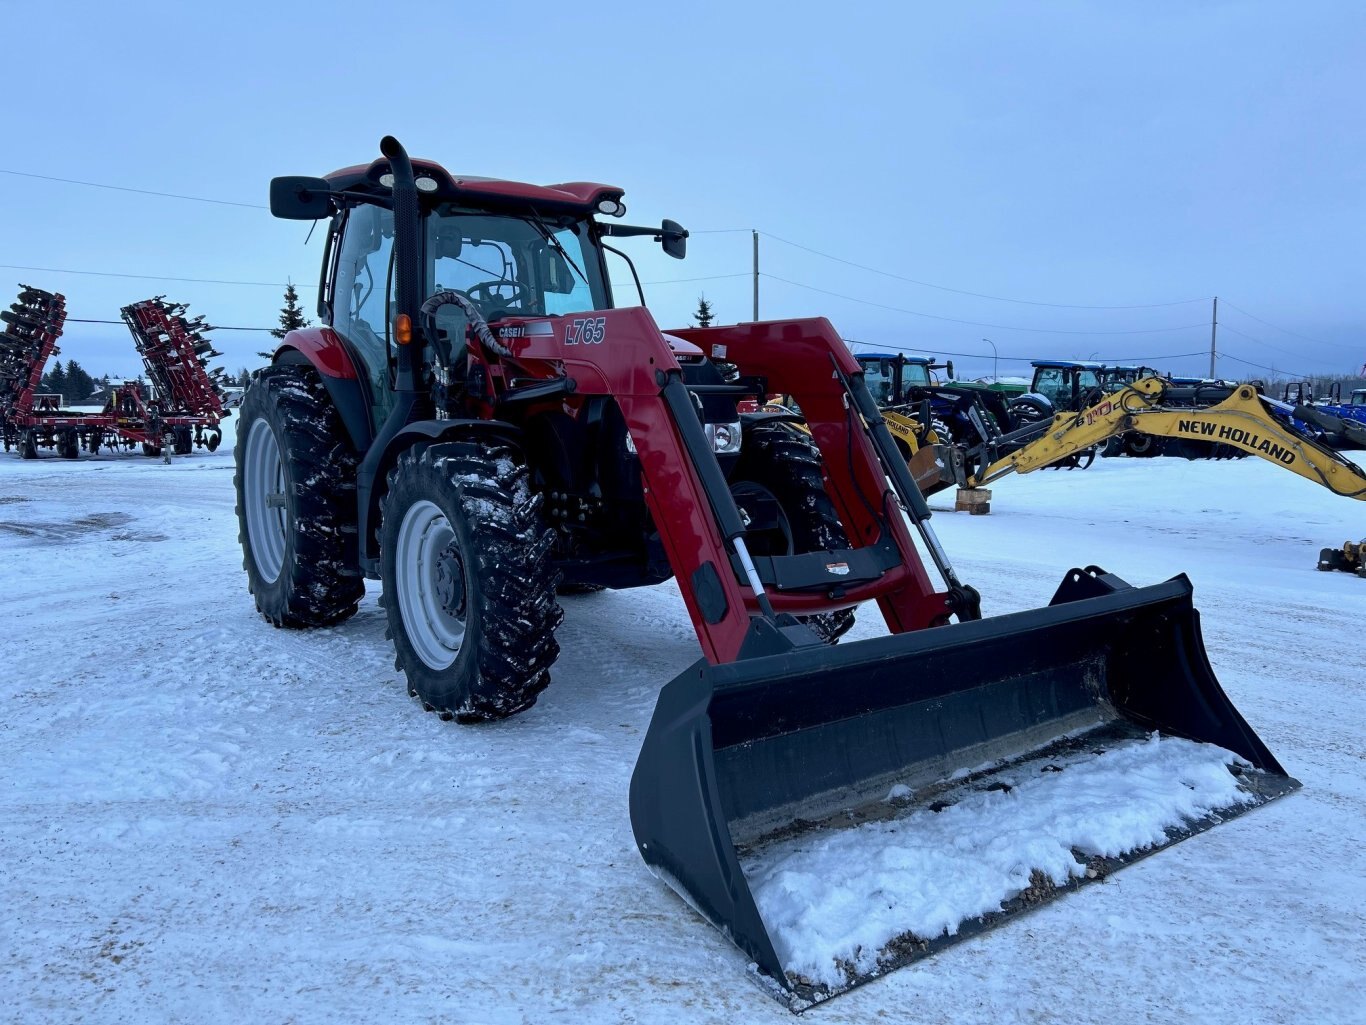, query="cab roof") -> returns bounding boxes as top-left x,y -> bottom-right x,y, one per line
324,156 -> 624,215
1032,360 -> 1103,370
854,352 -> 932,365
